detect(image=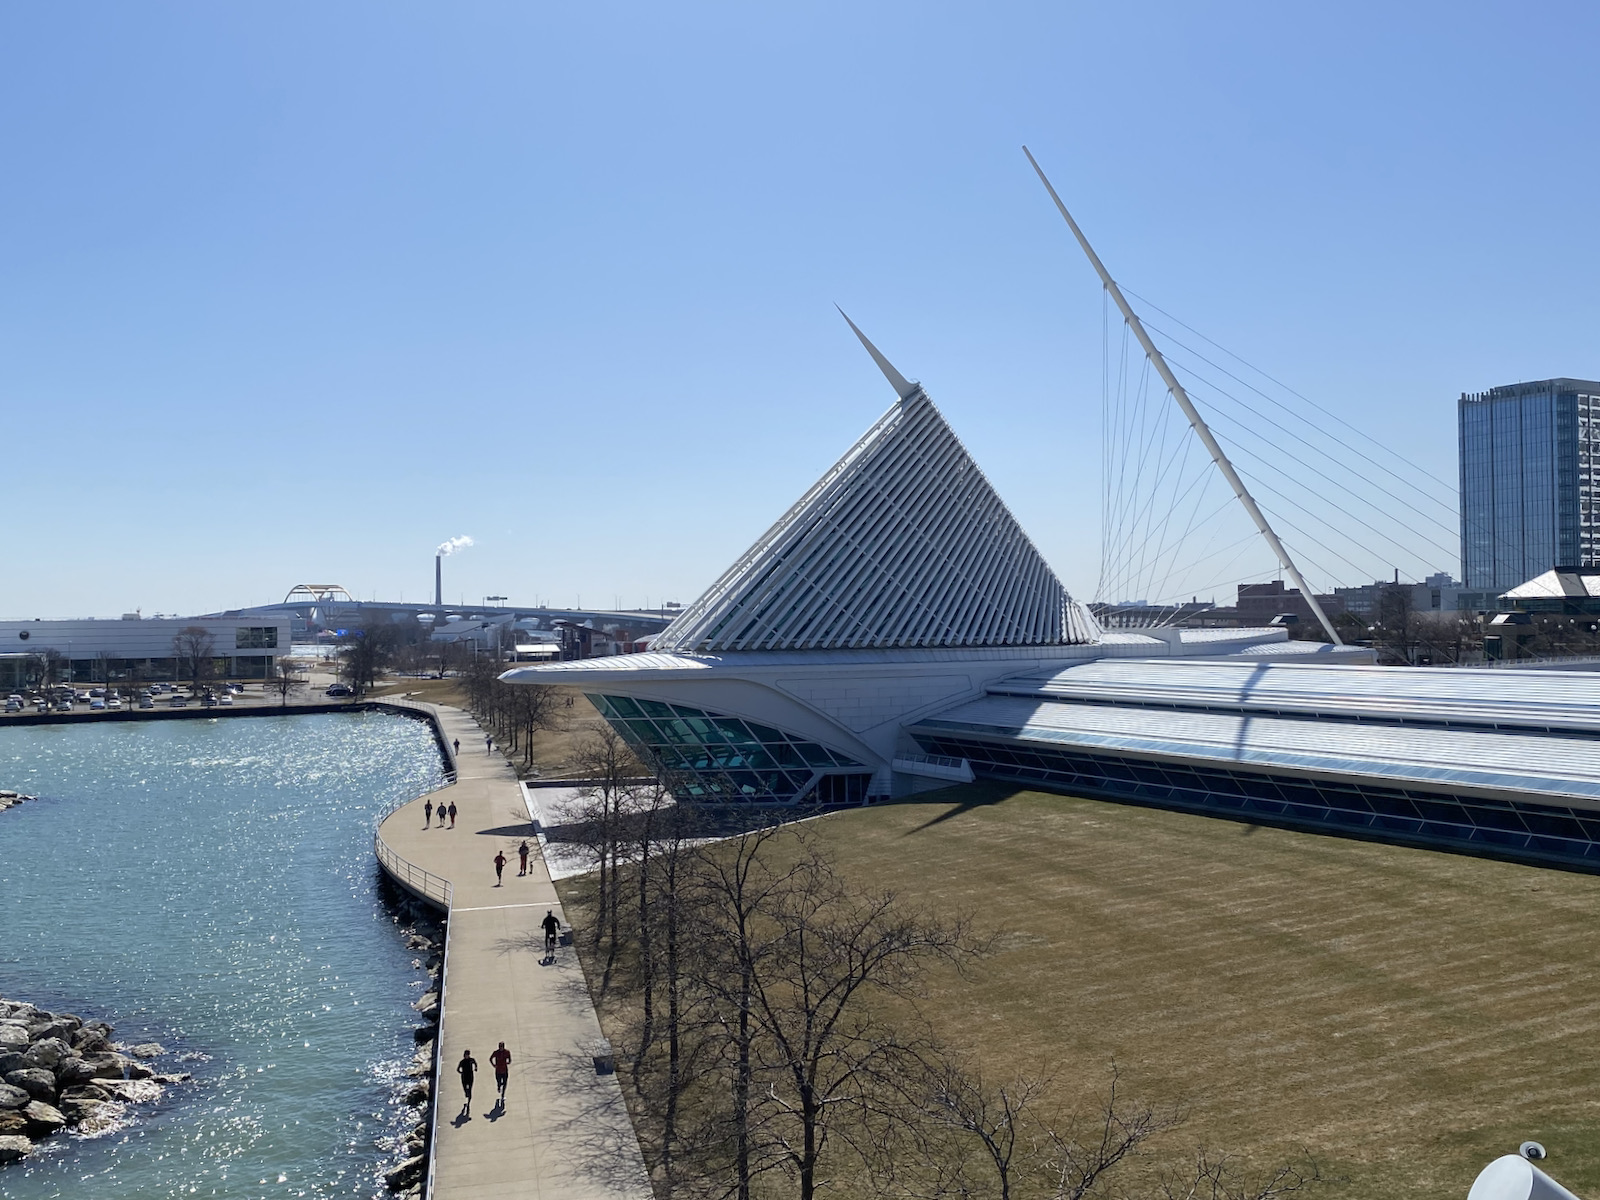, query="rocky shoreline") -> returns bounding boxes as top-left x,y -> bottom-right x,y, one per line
0,790 -> 38,813
383,893 -> 447,1197
0,997 -> 189,1164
